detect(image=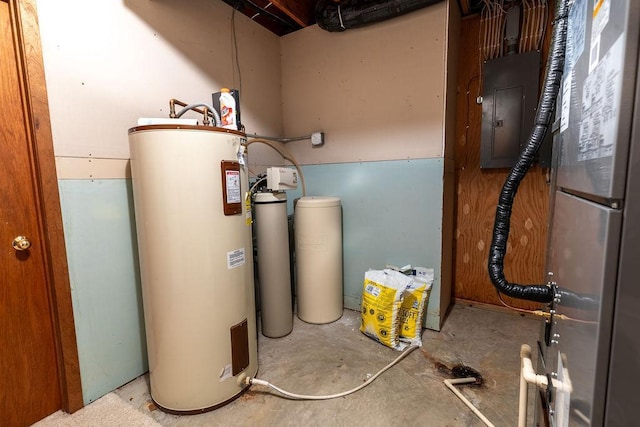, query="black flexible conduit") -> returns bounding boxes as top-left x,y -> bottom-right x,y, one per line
487,0 -> 569,303
315,0 -> 444,32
